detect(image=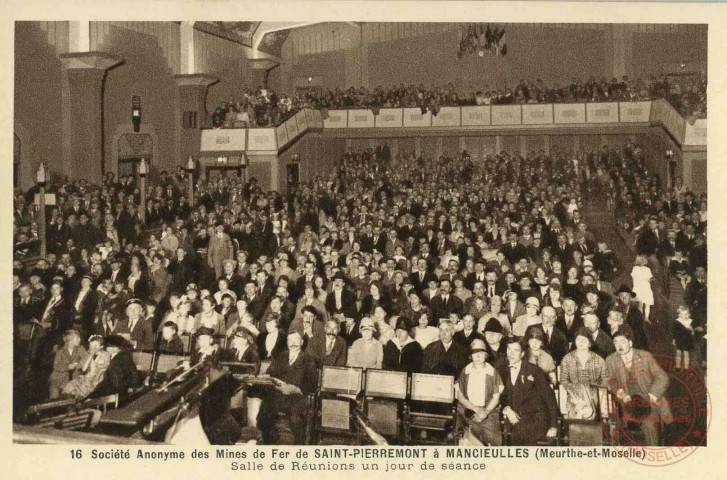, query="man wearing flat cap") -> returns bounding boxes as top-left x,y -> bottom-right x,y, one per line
383,317 -> 423,373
